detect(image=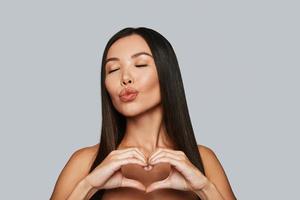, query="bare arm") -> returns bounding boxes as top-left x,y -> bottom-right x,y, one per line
66,178 -> 98,200
50,144 -> 98,200
196,145 -> 237,200
50,144 -> 147,199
